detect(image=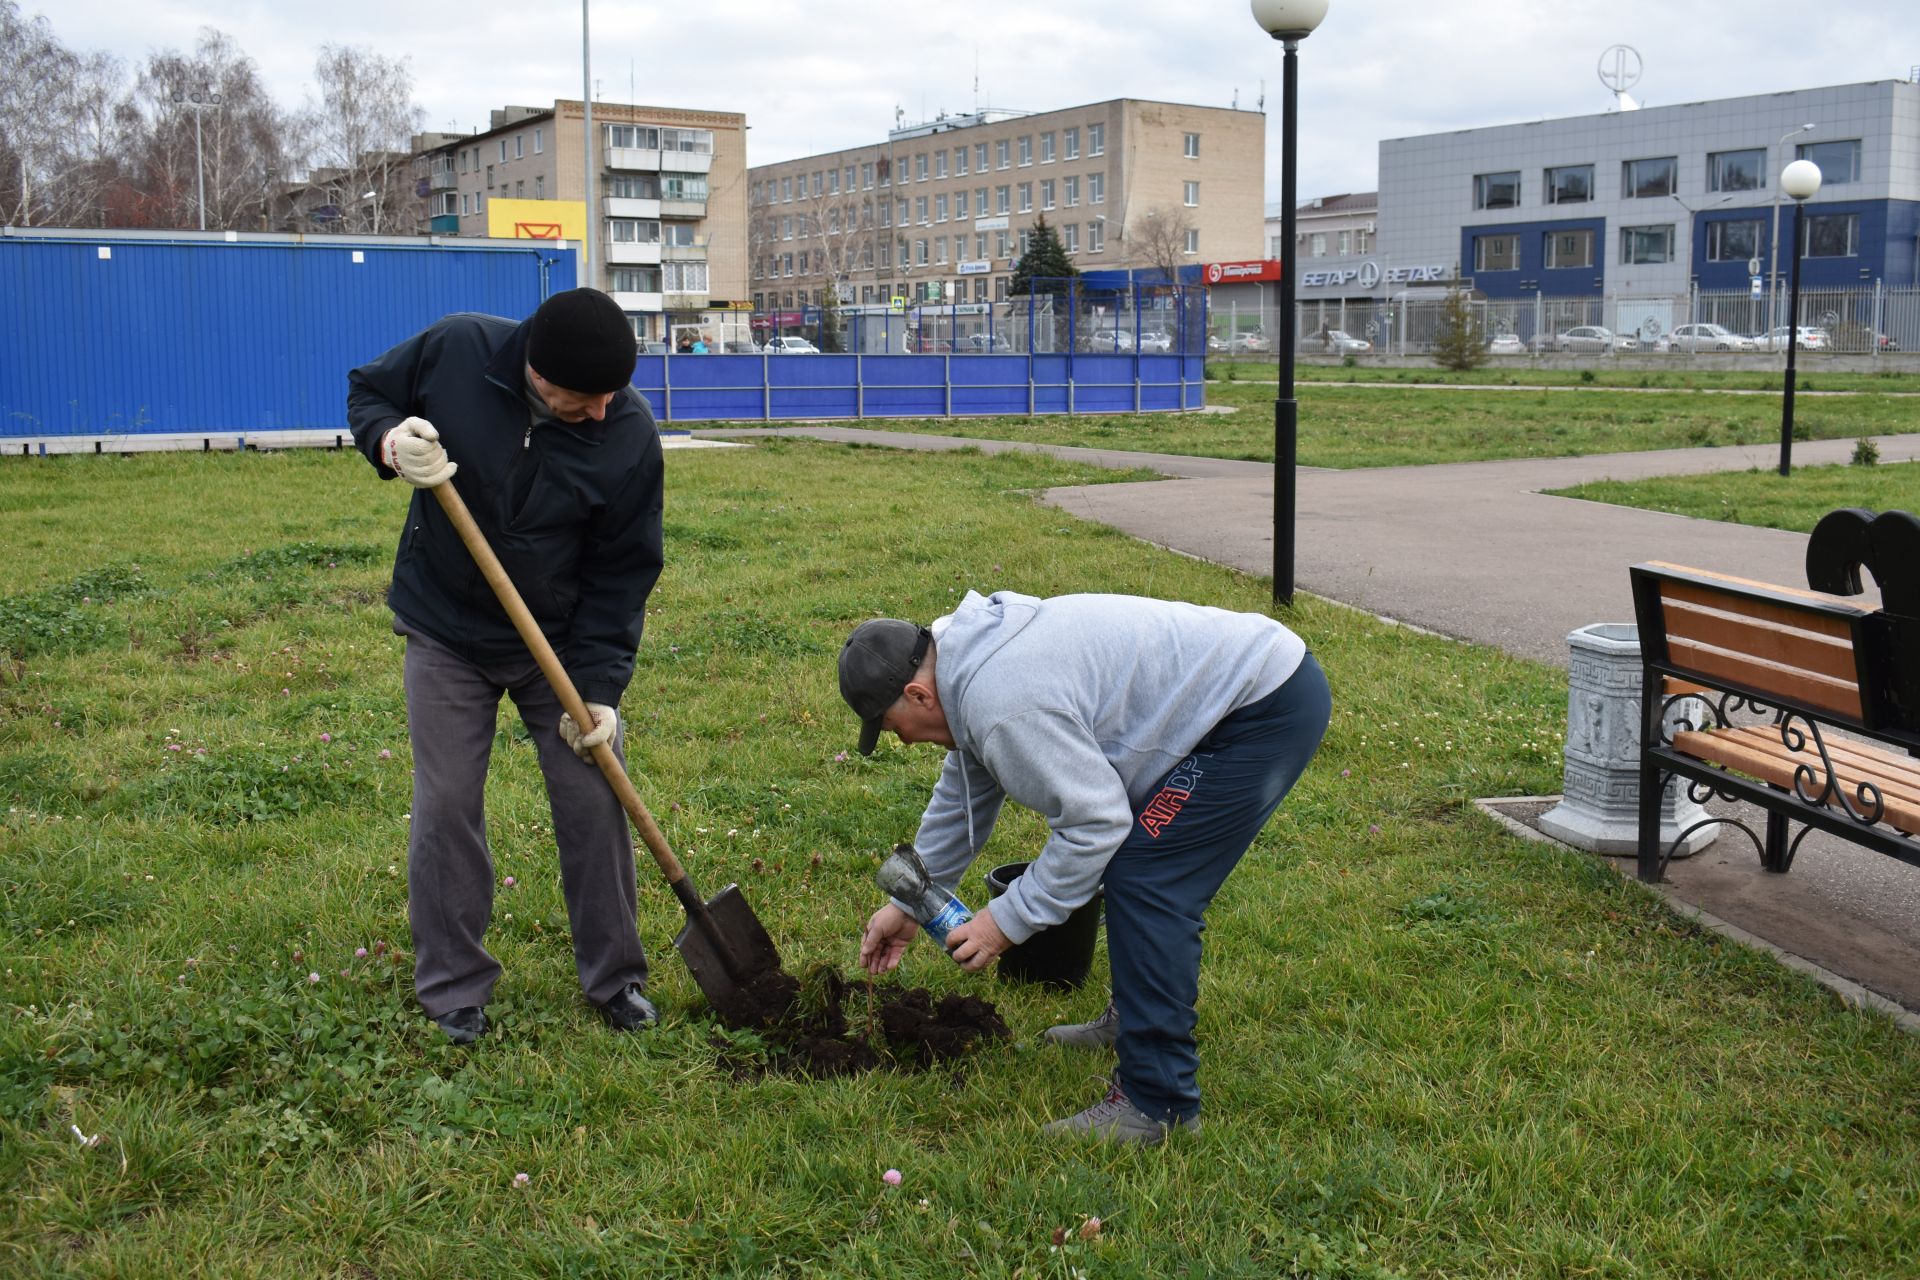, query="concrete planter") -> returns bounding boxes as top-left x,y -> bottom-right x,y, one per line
1537,623 -> 1716,858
